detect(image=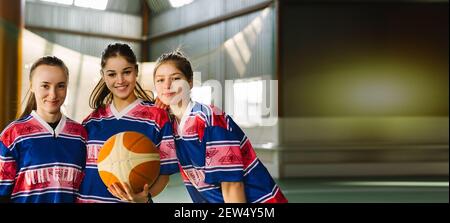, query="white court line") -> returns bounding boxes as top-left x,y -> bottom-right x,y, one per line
332,181 -> 449,187
282,188 -> 449,194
